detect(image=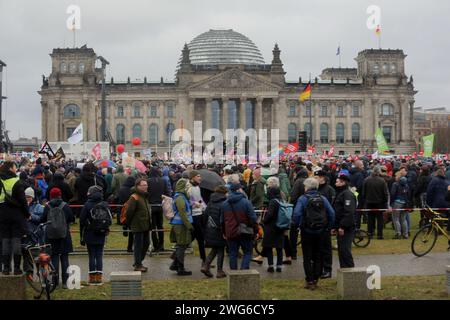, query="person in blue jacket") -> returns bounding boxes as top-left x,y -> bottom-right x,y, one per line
293,177 -> 335,290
